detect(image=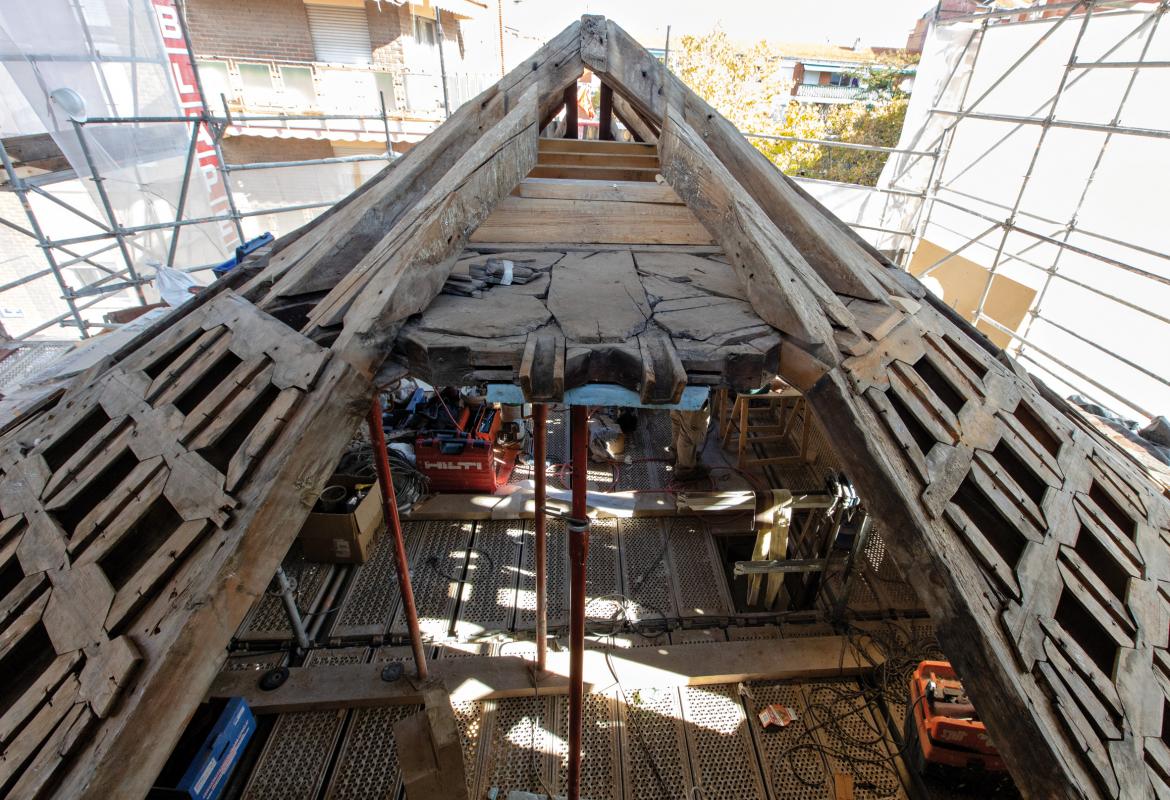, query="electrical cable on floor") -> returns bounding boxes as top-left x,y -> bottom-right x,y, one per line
602,645 -> 674,798
427,546 -> 496,584
335,440 -> 429,512
759,619 -> 949,797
